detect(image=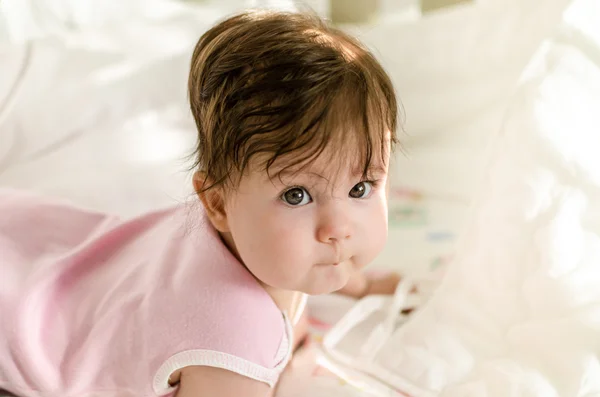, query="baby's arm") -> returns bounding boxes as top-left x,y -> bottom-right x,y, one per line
175,366 -> 272,397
